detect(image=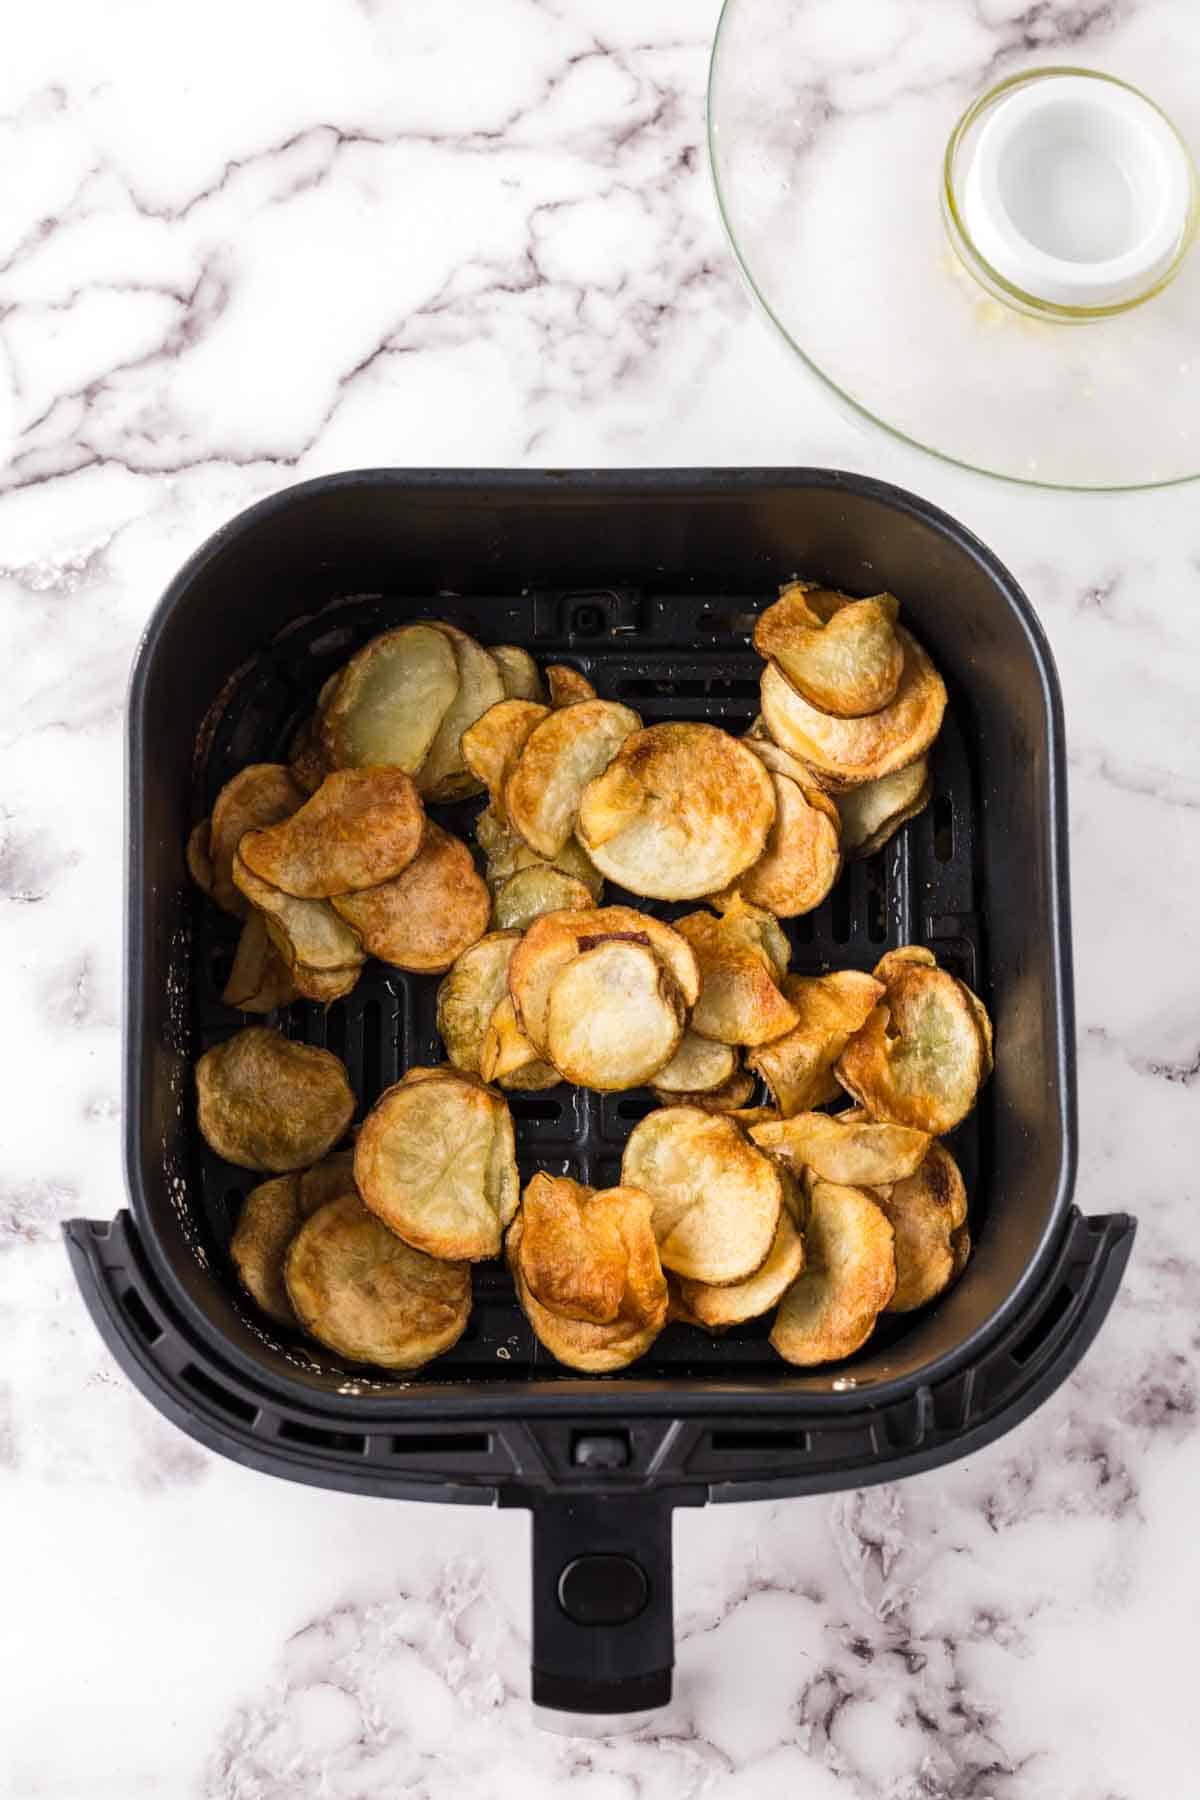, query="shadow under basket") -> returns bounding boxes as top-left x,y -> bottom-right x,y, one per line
67,469 -> 1133,1716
